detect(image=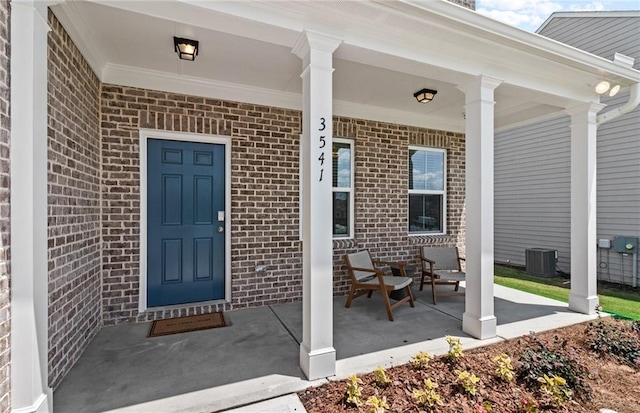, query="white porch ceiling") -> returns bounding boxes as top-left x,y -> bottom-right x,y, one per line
52,0 -> 640,133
